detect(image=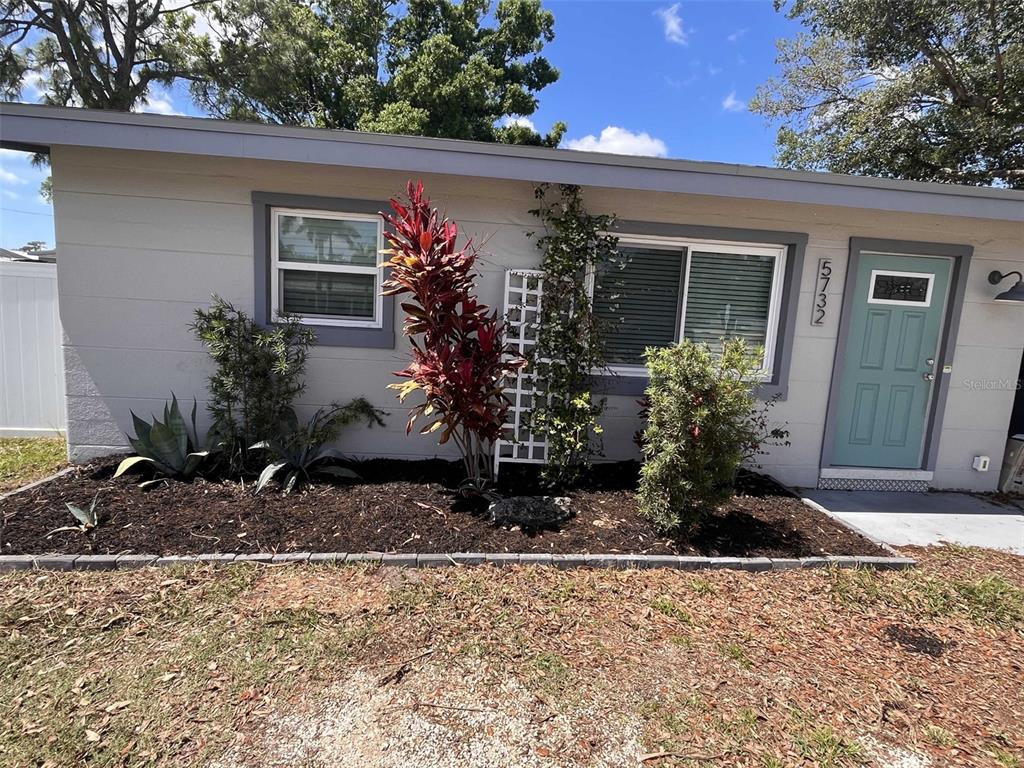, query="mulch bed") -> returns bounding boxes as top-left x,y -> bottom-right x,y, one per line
0,458 -> 886,557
